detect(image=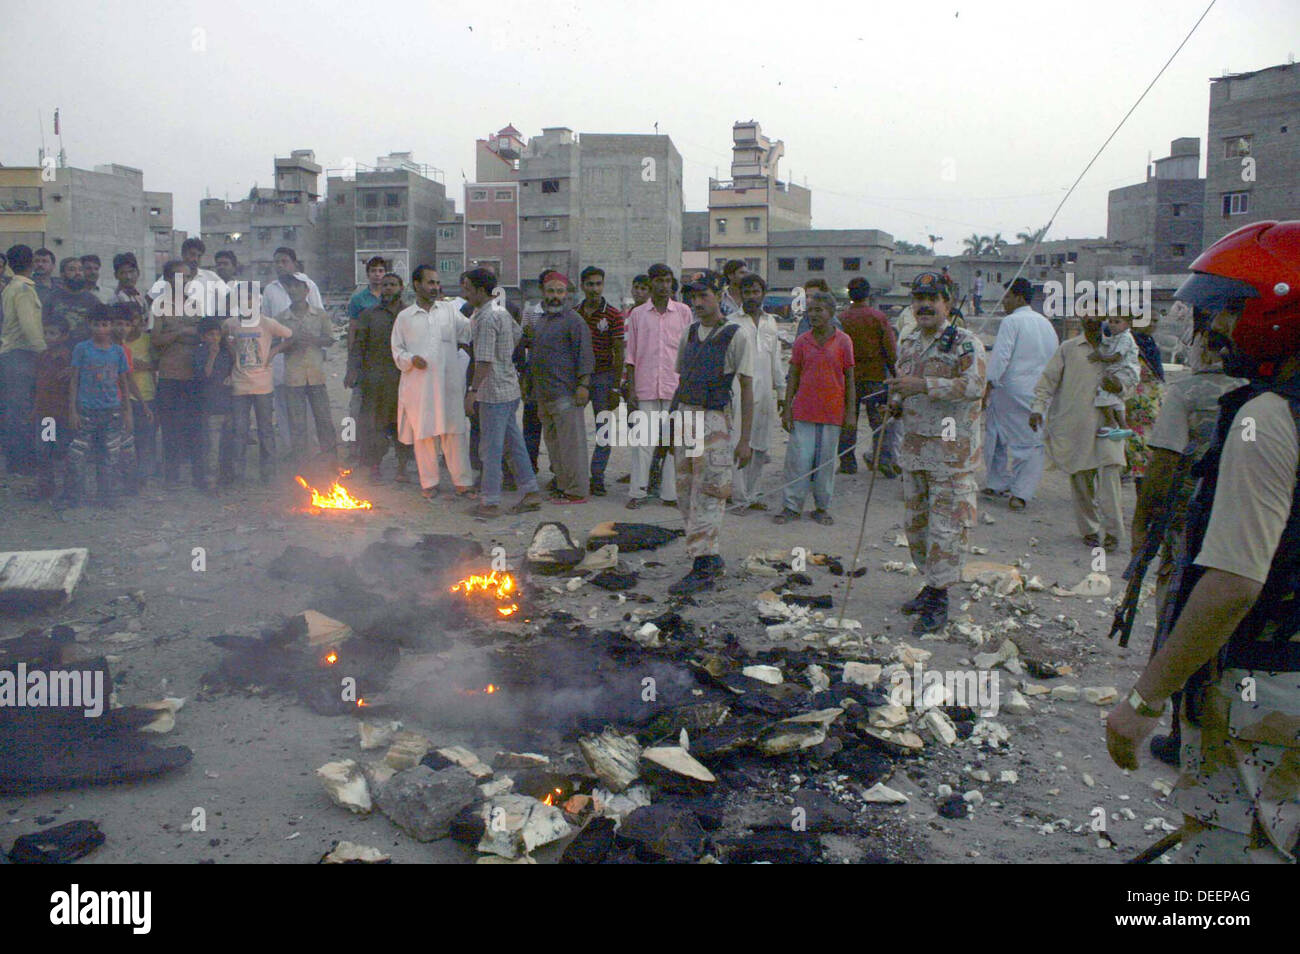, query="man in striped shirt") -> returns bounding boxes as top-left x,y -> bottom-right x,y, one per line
577,265 -> 625,496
